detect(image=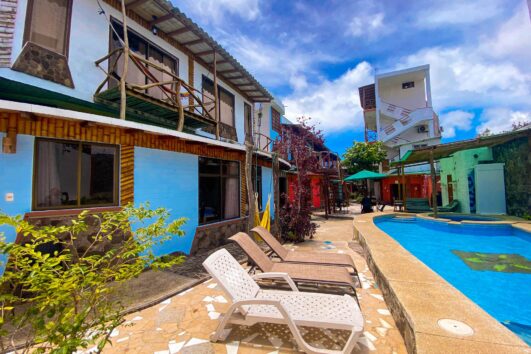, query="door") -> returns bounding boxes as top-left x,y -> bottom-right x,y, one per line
447,175 -> 454,202
391,184 -> 399,201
